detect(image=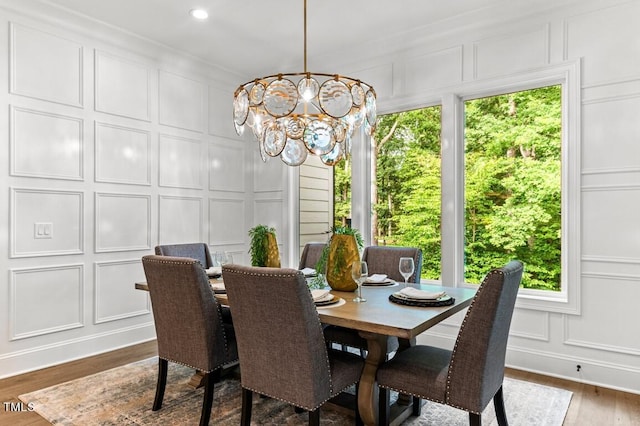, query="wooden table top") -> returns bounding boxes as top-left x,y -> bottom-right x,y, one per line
136,279 -> 475,340
318,284 -> 476,340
